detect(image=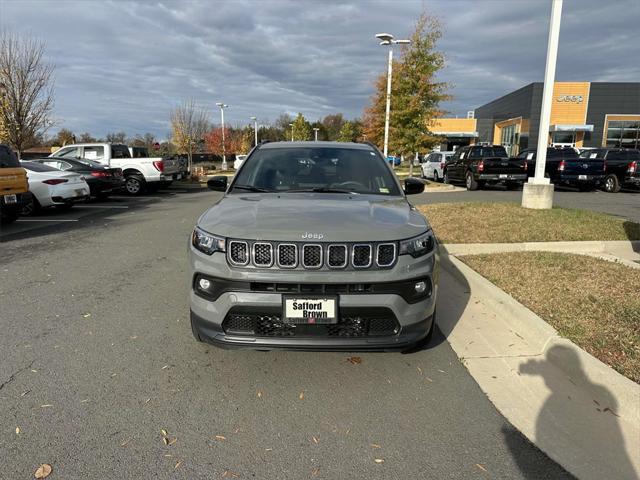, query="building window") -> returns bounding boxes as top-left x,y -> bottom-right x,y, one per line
605,120 -> 640,149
